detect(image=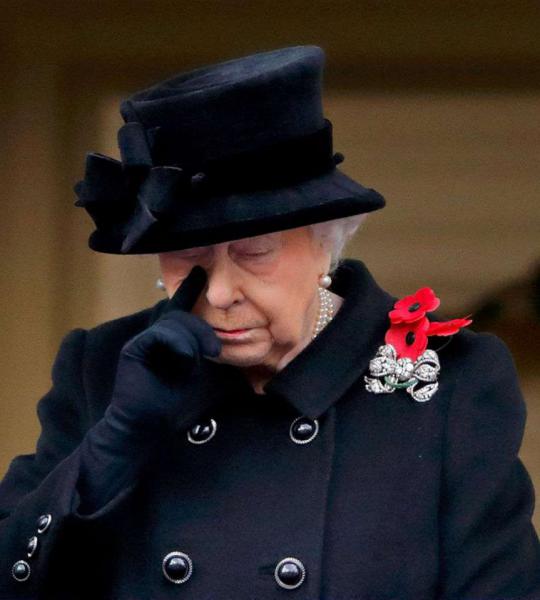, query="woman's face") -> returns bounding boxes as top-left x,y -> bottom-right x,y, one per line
157,225 -> 331,375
